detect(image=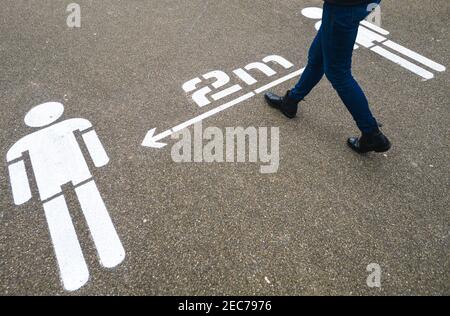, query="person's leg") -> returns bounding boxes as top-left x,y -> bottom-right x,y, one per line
289,27 -> 325,101
321,1 -> 390,152
264,20 -> 325,118
321,2 -> 379,134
